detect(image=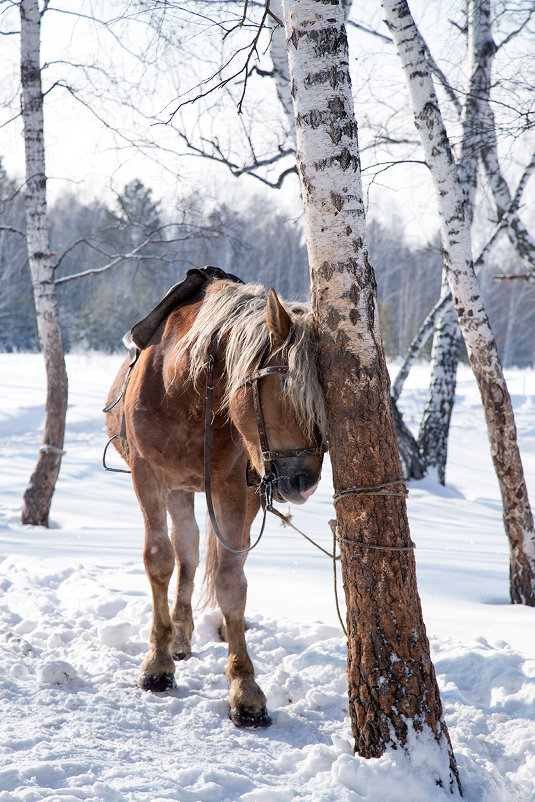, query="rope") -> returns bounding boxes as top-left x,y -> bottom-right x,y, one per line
269,503 -> 415,638
329,520 -> 347,636
268,506 -> 339,560
333,480 -> 409,503
332,482 -> 414,552
335,534 -> 416,552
